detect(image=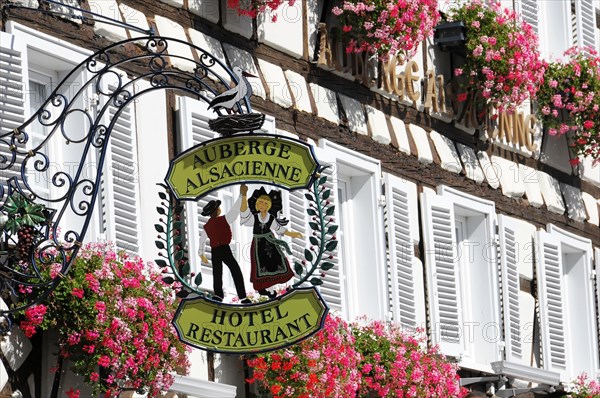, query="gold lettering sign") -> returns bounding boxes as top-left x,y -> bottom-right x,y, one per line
172,288 -> 329,354
166,134 -> 320,200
